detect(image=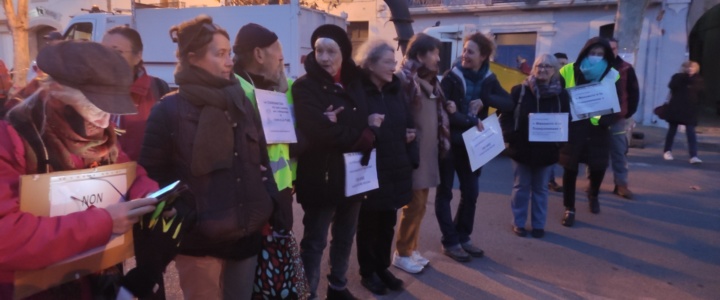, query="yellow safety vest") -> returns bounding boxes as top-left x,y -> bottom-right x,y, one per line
237,74 -> 296,190
559,63 -> 620,126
